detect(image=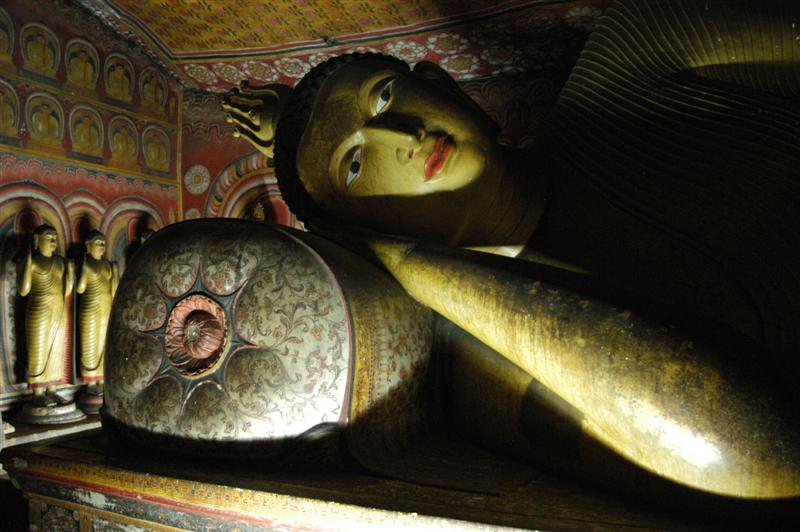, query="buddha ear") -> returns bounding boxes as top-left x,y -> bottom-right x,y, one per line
412,61 -> 460,92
